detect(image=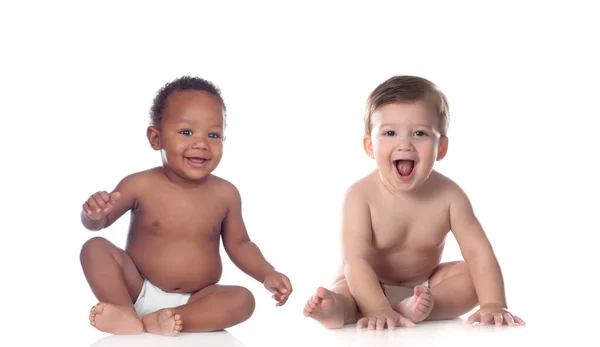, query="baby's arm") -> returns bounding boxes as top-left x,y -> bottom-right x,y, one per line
80,174 -> 138,231
221,183 -> 275,280
221,182 -> 292,305
341,186 -> 391,316
449,184 -> 507,308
